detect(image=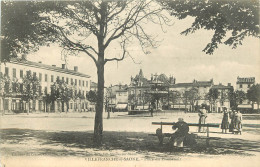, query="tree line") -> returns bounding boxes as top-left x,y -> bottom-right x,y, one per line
127,85 -> 260,113
0,71 -> 95,115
